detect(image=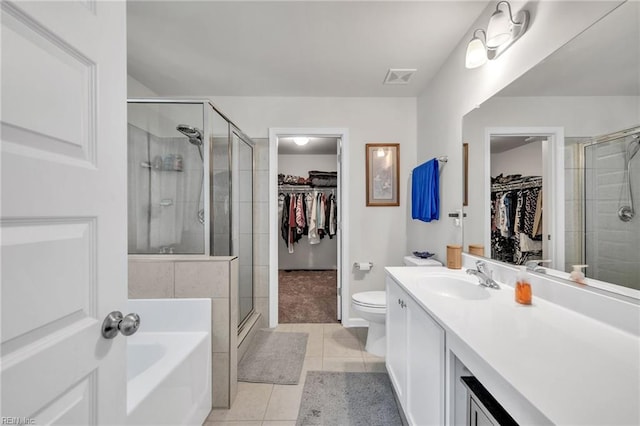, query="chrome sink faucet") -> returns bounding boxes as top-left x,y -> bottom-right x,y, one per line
466,260 -> 500,289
